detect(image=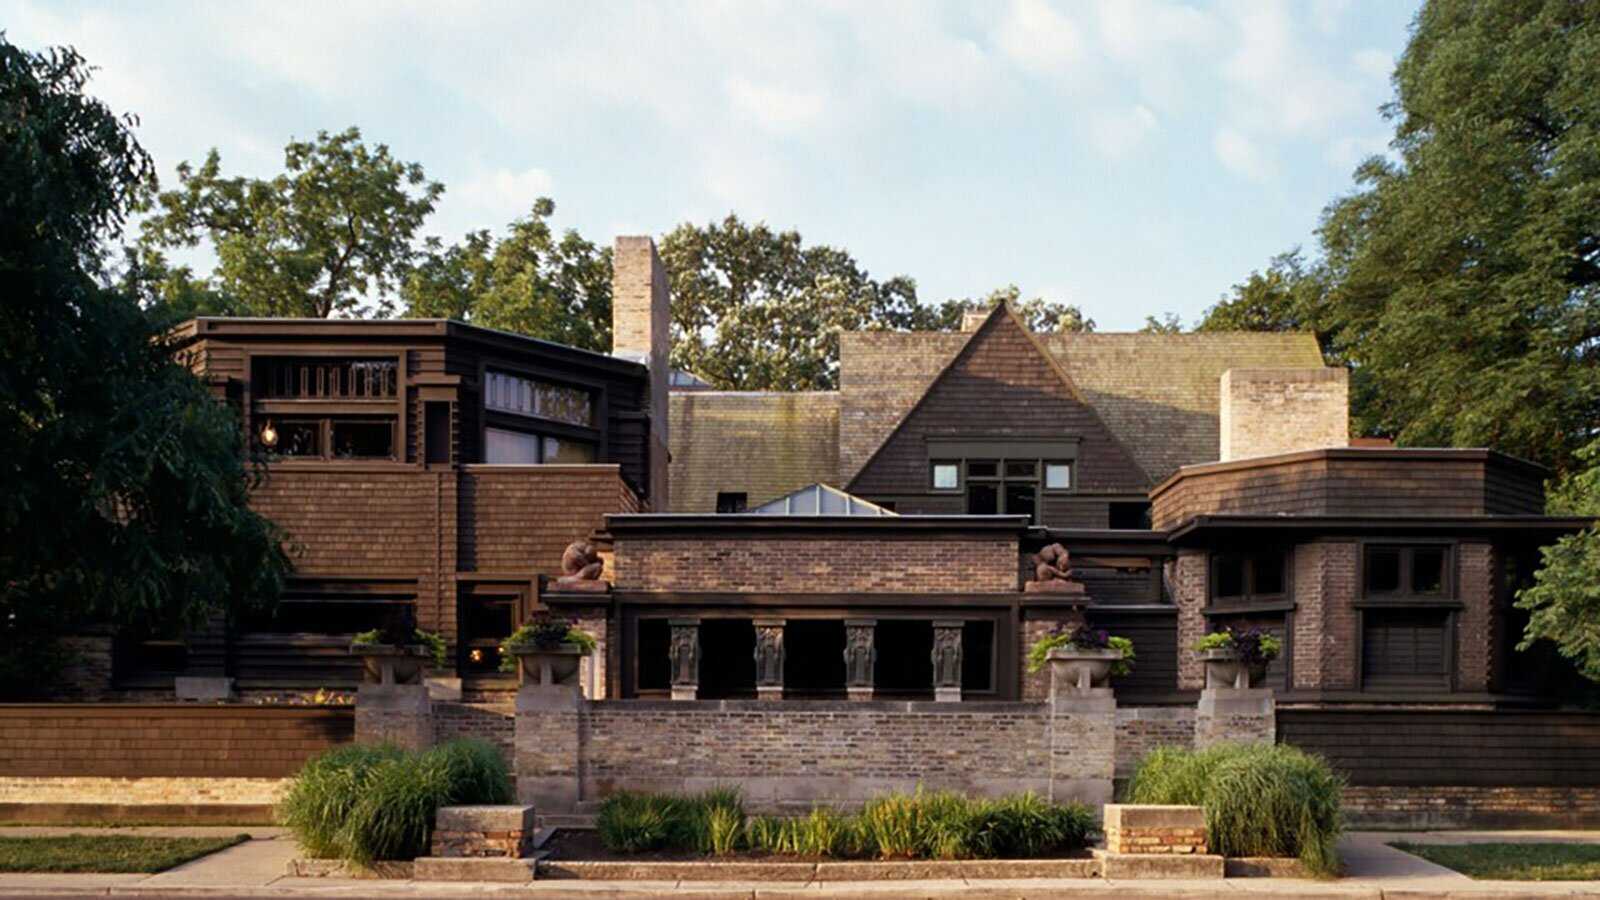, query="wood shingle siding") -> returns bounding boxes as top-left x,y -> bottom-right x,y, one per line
1278,709 -> 1600,787
668,392 -> 840,512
